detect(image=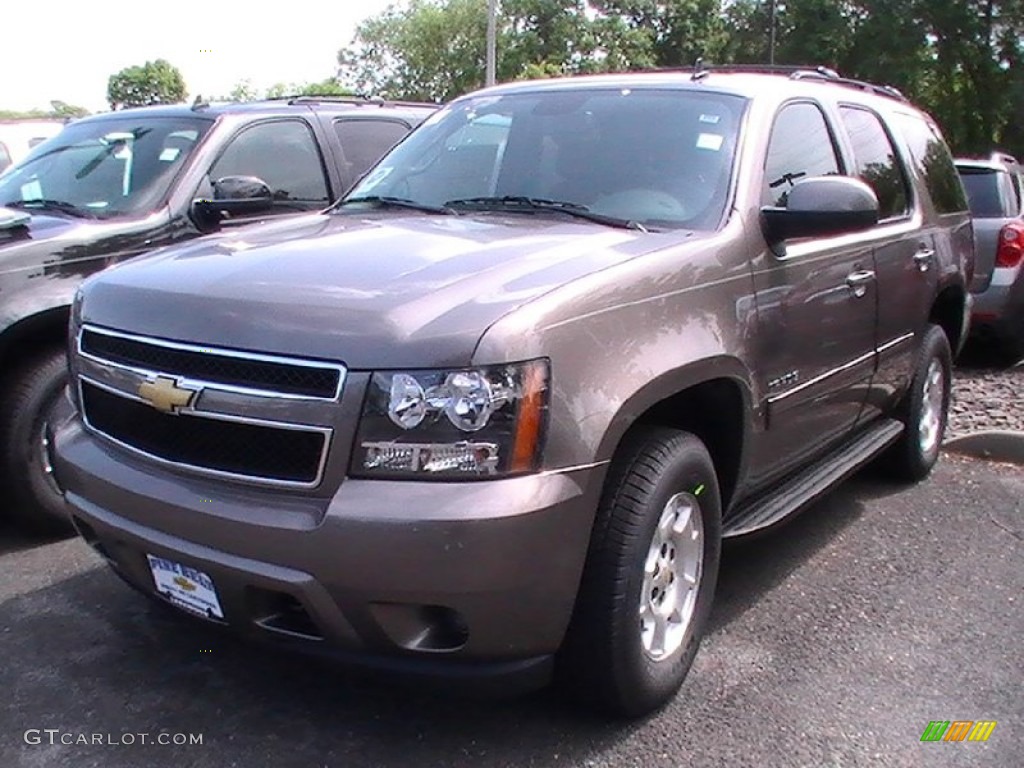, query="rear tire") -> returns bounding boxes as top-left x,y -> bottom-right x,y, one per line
883,324 -> 952,482
558,428 -> 721,718
0,347 -> 74,535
